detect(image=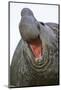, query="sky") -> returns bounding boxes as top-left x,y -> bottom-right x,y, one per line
10,2 -> 59,64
